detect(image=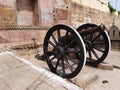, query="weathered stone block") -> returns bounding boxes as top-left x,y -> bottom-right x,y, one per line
56,9 -> 68,20
0,8 -> 16,25
97,63 -> 113,70
74,73 -> 98,89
